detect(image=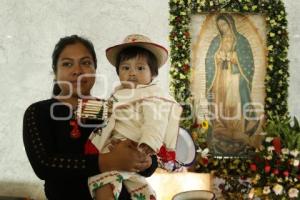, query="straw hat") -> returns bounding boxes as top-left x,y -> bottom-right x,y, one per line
106,34 -> 168,68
